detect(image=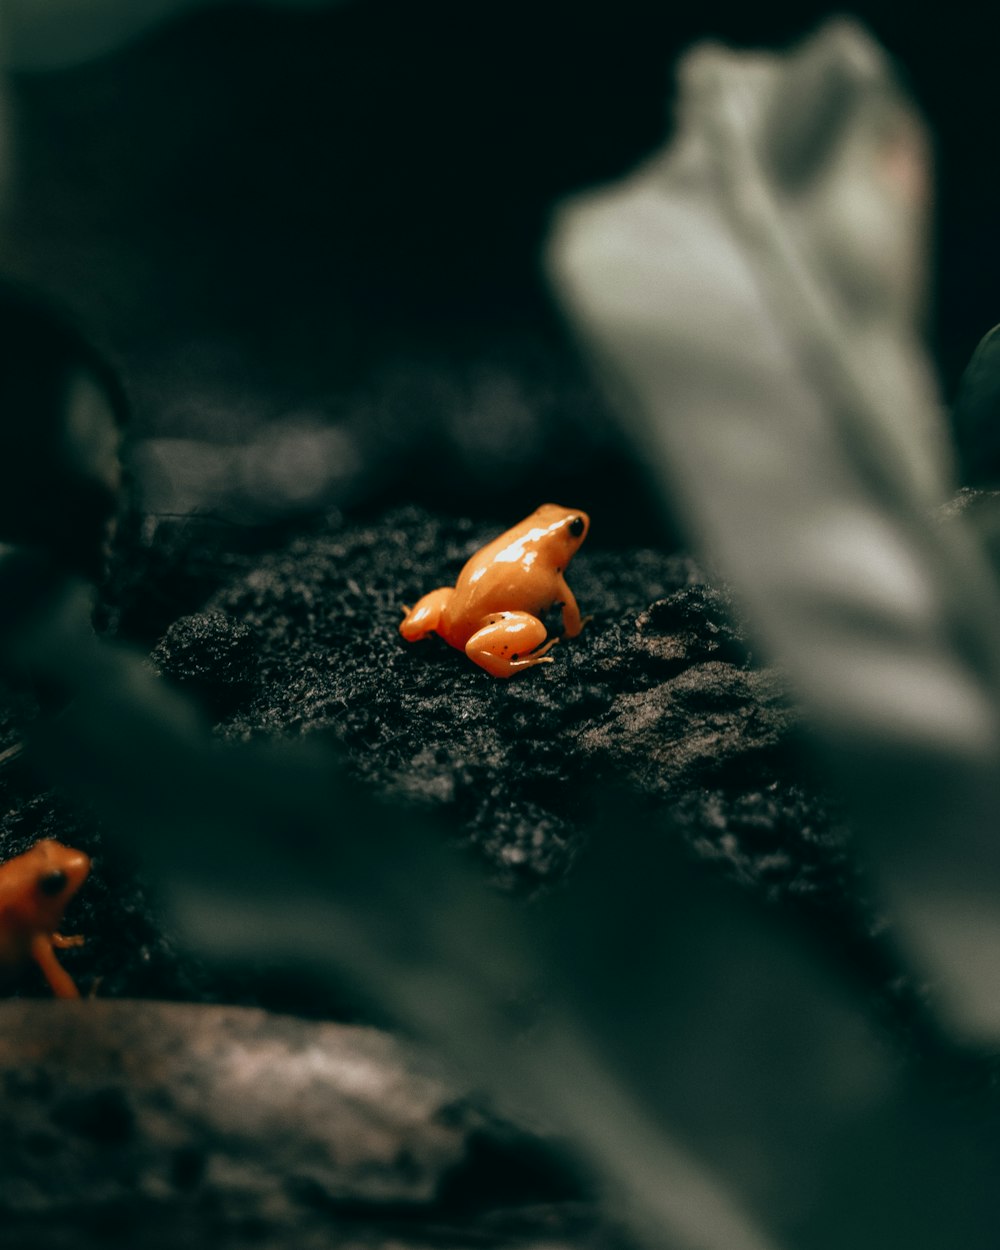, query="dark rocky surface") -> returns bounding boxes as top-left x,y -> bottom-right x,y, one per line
2,505 -> 877,1008
149,610 -> 259,716
196,507 -> 851,912
182,507 -> 902,1016
0,506 -> 886,1249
